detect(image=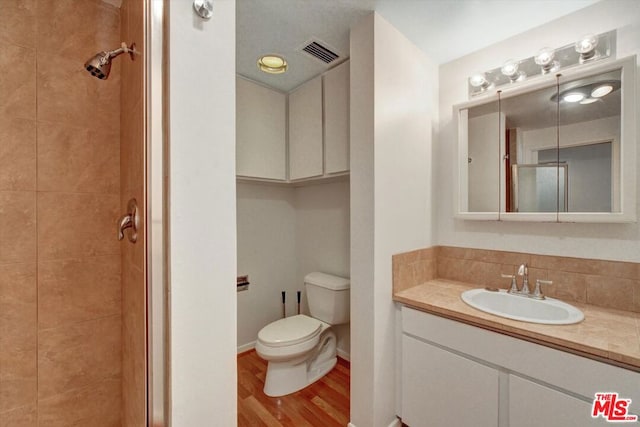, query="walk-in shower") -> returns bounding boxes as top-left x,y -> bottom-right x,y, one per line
84,41 -> 137,79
